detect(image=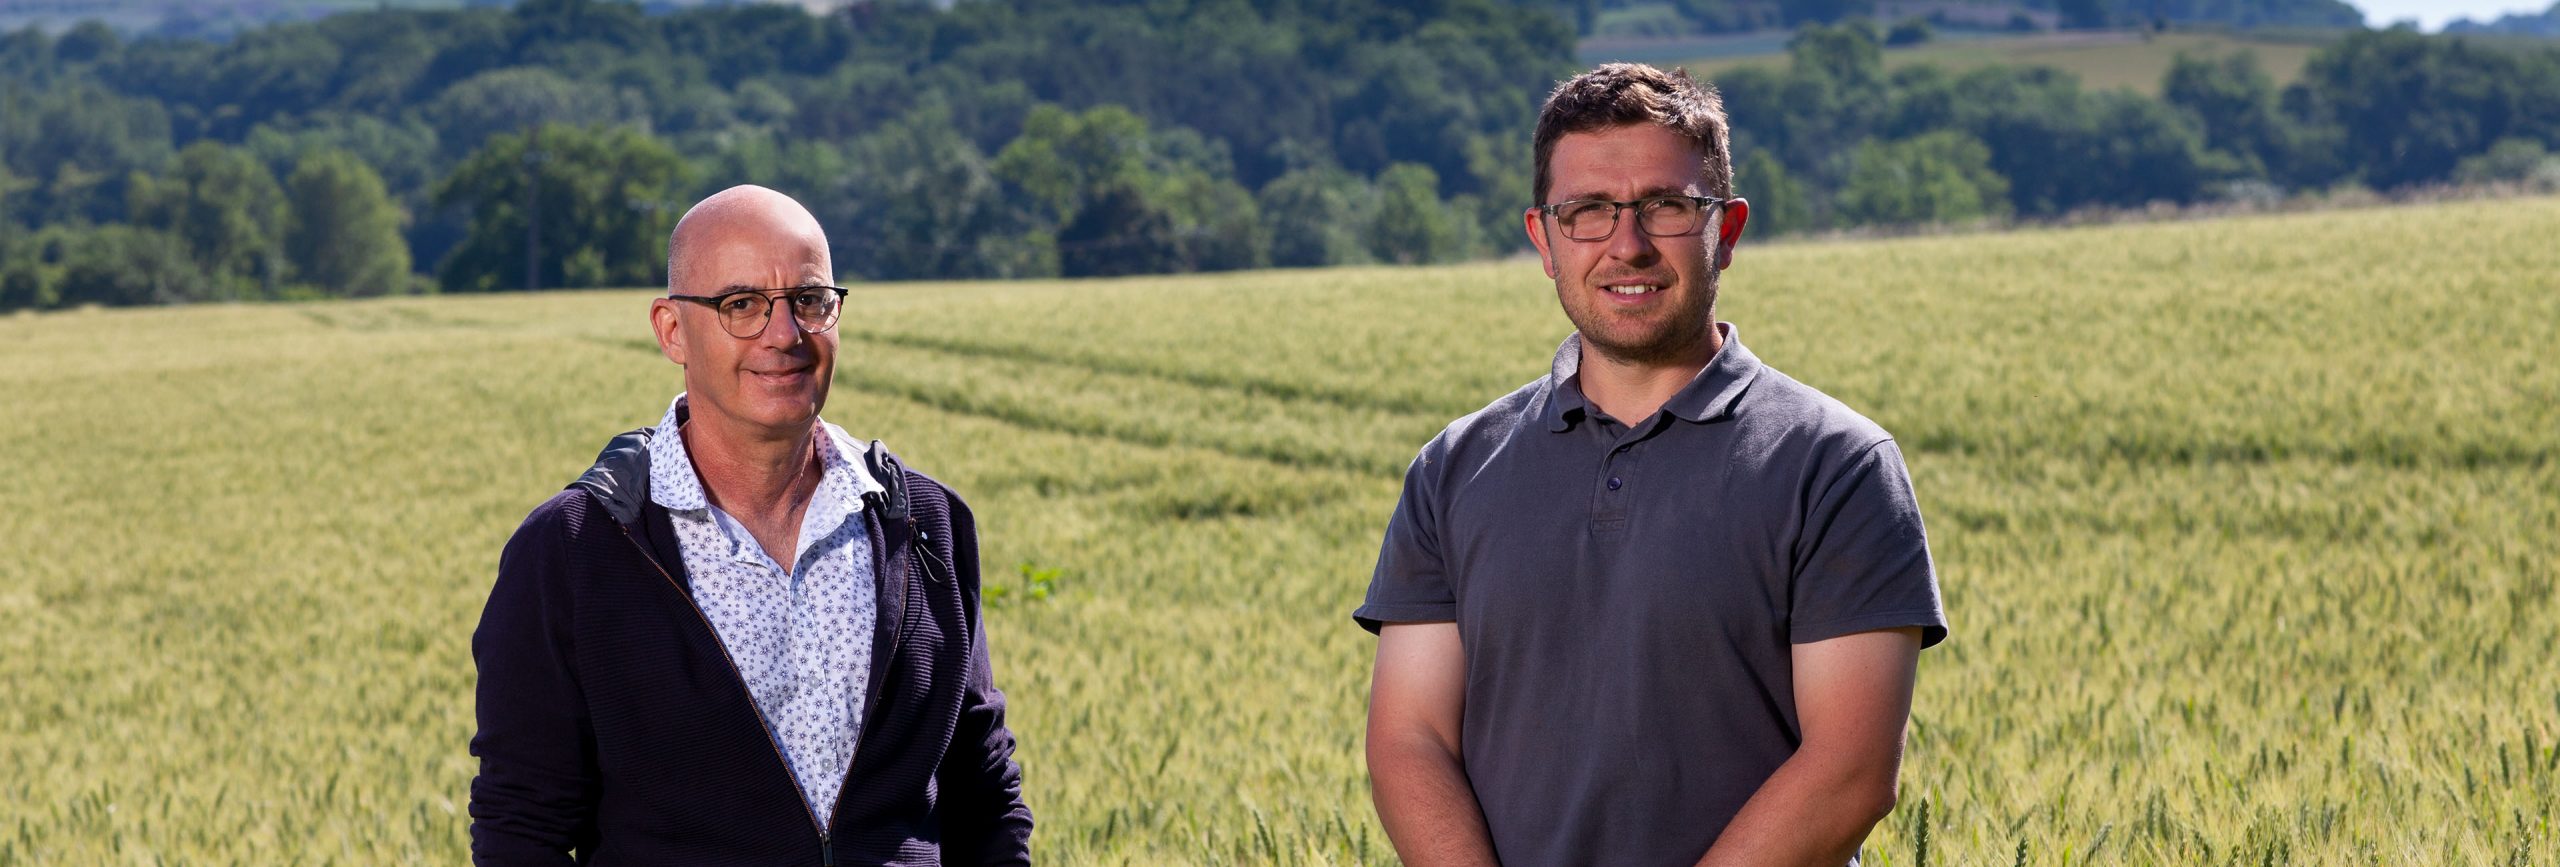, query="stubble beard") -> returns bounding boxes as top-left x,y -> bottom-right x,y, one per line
1566,265 -> 1721,368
